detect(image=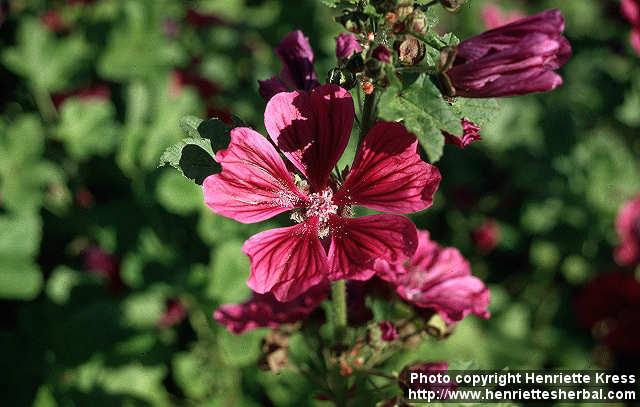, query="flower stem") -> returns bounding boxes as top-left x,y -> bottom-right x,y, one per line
358,90 -> 377,143
331,280 -> 347,344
